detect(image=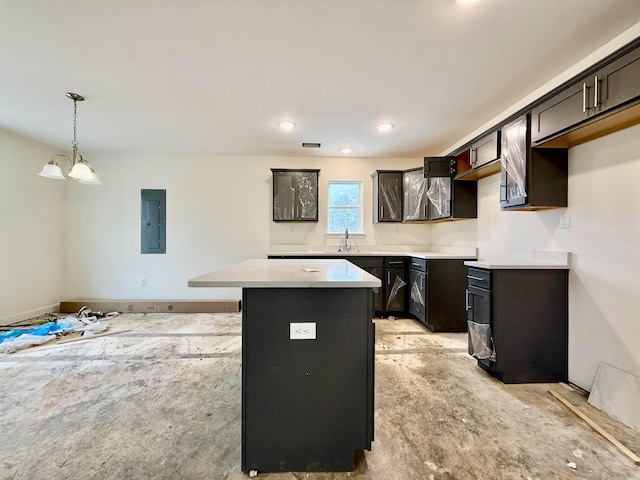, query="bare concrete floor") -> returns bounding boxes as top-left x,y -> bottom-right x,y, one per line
1,313 -> 639,480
